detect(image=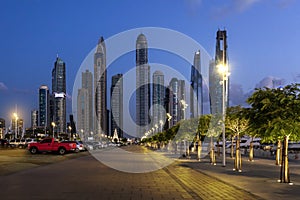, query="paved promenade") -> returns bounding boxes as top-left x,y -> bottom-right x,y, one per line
180,152 -> 300,200
0,145 -> 299,199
